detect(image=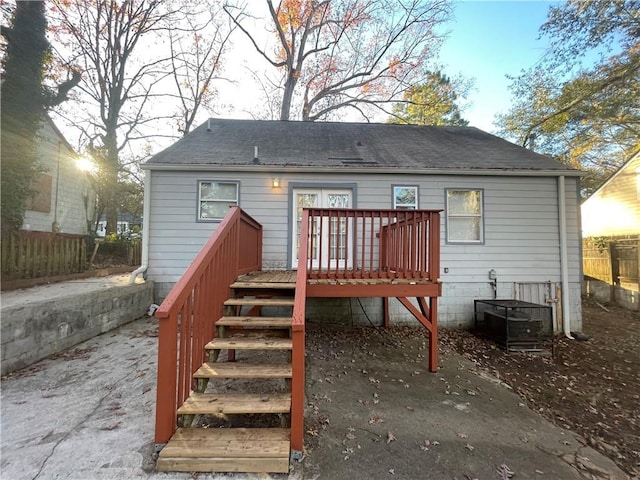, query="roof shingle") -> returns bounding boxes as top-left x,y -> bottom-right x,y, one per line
145,118 -> 576,172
